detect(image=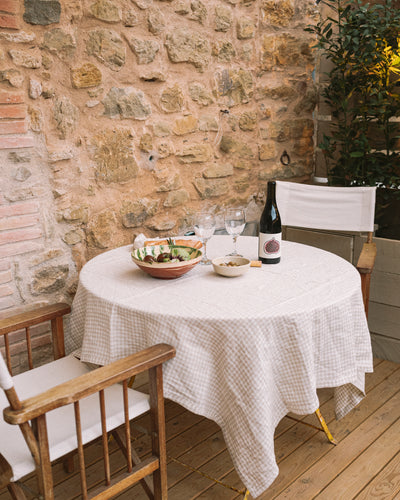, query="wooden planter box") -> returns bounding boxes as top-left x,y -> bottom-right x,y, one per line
284,227 -> 400,363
